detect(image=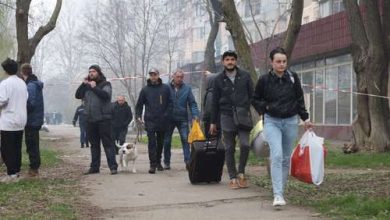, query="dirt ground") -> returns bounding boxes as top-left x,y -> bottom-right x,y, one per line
42,125 -> 323,220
